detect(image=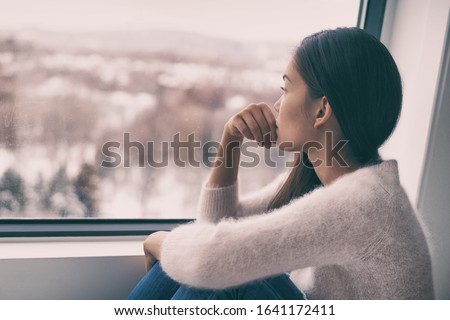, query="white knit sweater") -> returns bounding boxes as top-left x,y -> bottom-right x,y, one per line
160,159 -> 434,299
